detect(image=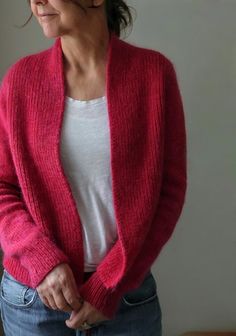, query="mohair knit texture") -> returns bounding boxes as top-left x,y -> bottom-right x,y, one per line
0,32 -> 187,319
